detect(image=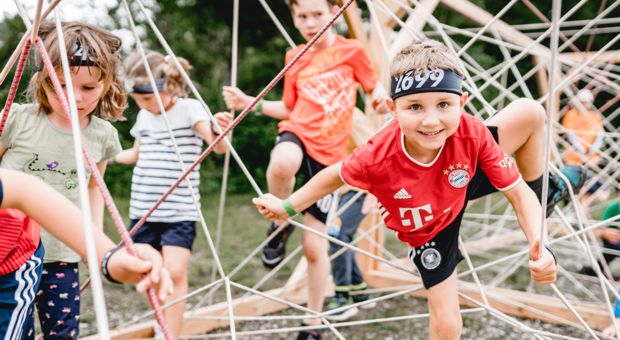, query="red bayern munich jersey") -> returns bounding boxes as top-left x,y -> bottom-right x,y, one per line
339,113 -> 521,247
0,208 -> 40,275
